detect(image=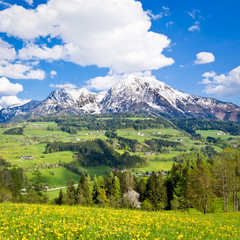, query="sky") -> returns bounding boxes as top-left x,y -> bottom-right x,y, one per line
0,0 -> 240,109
